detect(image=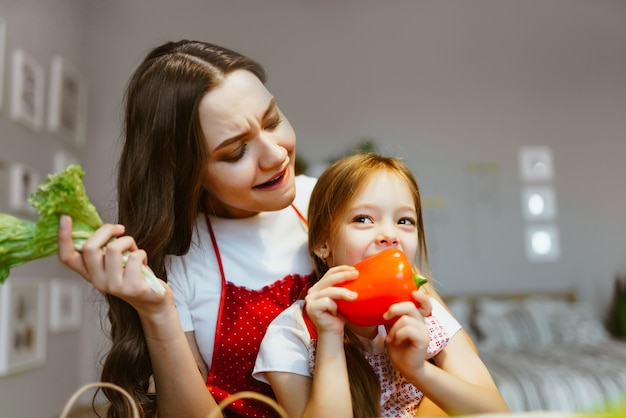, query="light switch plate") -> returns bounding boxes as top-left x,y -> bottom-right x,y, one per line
519,146 -> 554,182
